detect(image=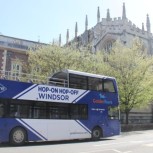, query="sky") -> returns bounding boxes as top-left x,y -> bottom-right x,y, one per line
0,0 -> 153,44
